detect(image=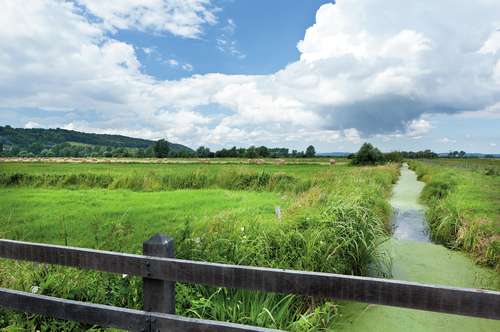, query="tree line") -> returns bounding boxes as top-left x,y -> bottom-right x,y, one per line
0,139 -> 317,159
1,138 -> 486,162
349,143 -> 439,165
196,145 -> 316,158
145,140 -> 316,159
